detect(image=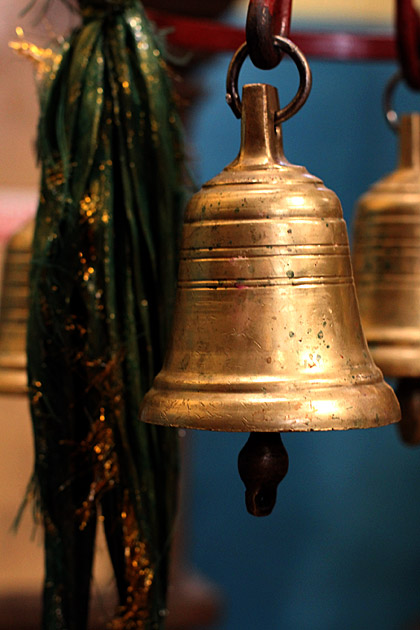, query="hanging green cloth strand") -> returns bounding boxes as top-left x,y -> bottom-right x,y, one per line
23,1 -> 186,627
